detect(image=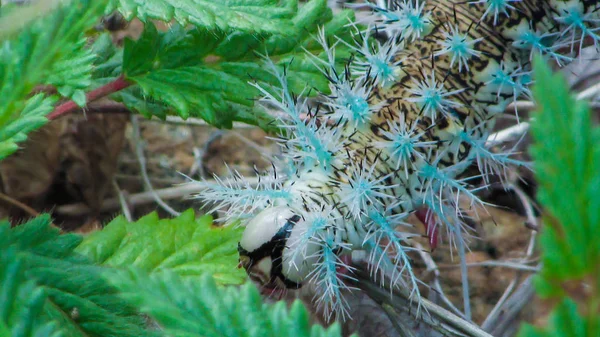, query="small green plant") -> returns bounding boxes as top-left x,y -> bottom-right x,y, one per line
516,57 -> 600,336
